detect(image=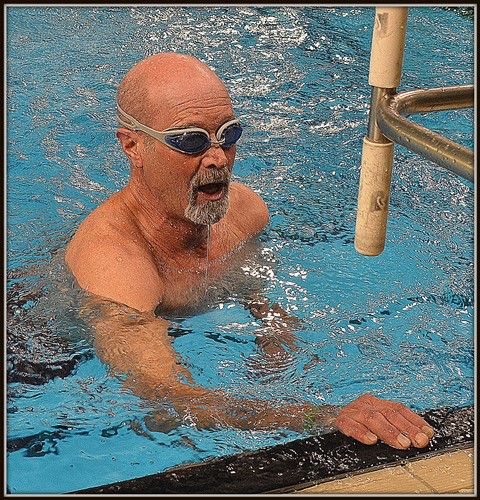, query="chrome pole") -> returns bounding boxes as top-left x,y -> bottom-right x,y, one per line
367,87 -> 395,143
